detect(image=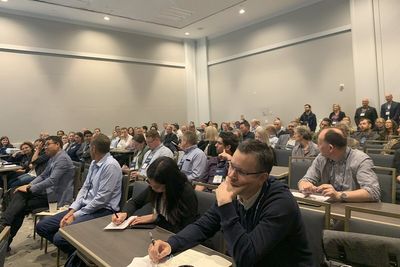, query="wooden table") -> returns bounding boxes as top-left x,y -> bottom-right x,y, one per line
270,166 -> 289,179
0,165 -> 22,191
110,148 -> 135,163
60,216 -> 232,267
